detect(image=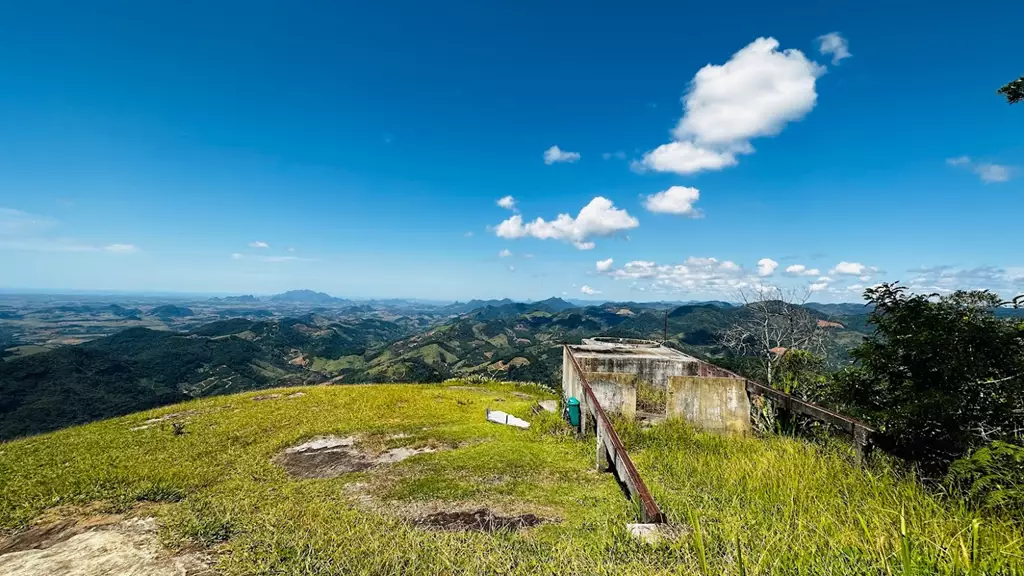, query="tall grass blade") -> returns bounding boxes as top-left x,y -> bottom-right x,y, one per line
736,534 -> 747,576
687,506 -> 709,575
898,505 -> 913,575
